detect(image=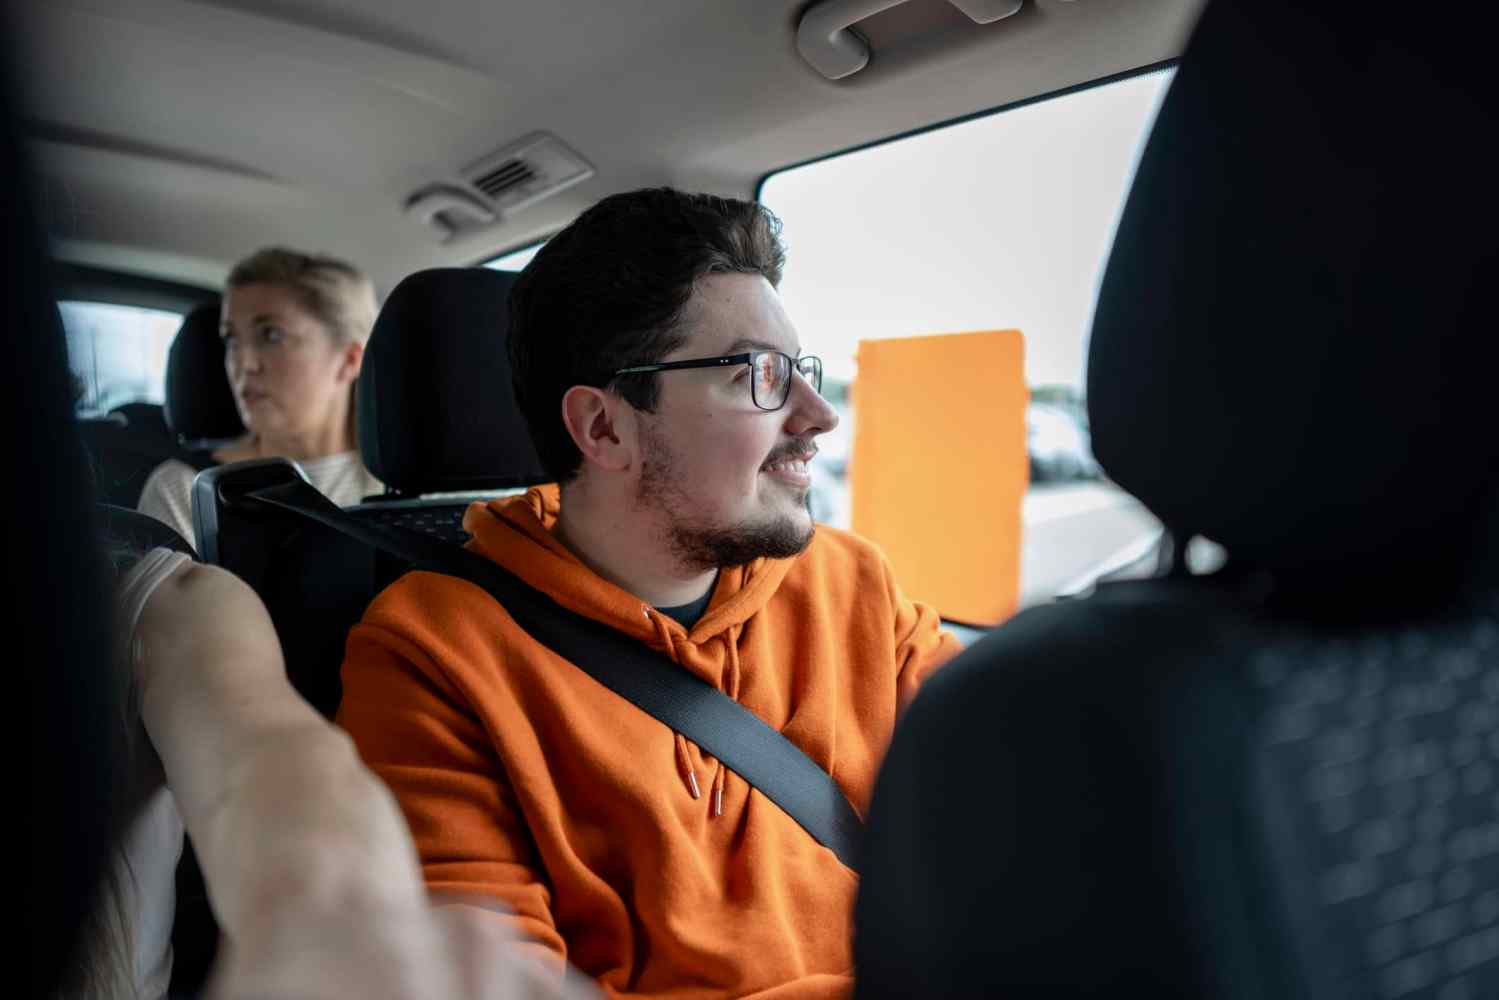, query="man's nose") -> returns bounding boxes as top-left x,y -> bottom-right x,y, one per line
783,374 -> 839,437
